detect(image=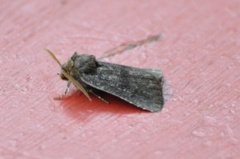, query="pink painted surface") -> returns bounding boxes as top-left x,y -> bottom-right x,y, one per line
0,0 -> 240,158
